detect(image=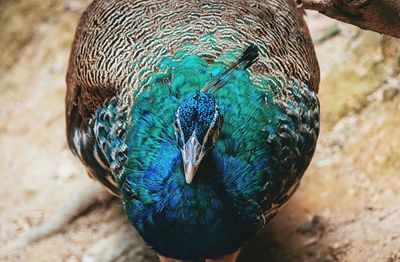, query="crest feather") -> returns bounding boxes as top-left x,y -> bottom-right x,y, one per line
201,43 -> 259,93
